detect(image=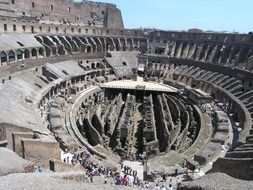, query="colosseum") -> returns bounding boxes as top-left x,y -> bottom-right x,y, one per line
0,0 -> 252,189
